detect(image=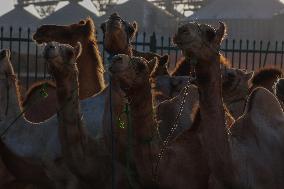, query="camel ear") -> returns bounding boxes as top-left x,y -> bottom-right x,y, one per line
74,42 -> 82,59
132,21 -> 138,33
150,57 -> 163,77
128,21 -> 138,39
160,54 -> 169,65
245,71 -> 254,81
245,88 -> 283,122
214,22 -> 226,47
